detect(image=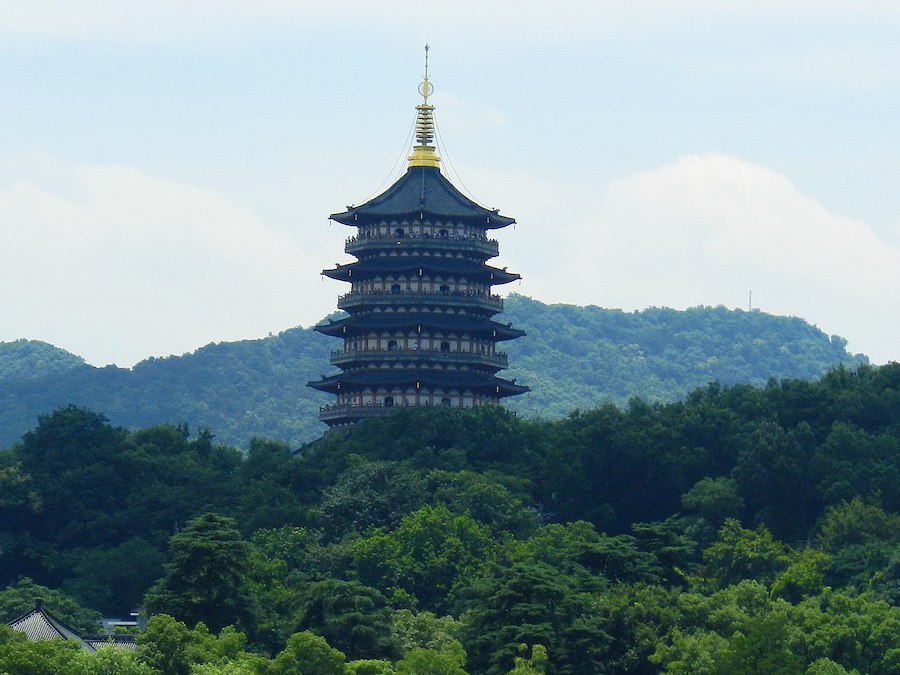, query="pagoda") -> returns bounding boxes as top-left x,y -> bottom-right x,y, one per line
309,51 -> 528,428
